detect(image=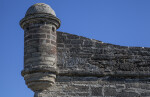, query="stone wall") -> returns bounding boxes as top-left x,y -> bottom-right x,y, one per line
34,31 -> 150,97
35,77 -> 150,97
57,31 -> 150,75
